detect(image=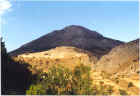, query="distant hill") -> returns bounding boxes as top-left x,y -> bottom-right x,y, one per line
95,39 -> 139,75
10,25 -> 123,58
